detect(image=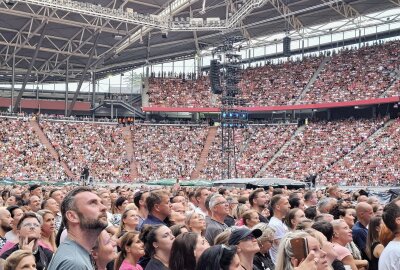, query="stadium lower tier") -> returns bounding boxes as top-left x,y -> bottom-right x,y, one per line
1,116 -> 399,186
